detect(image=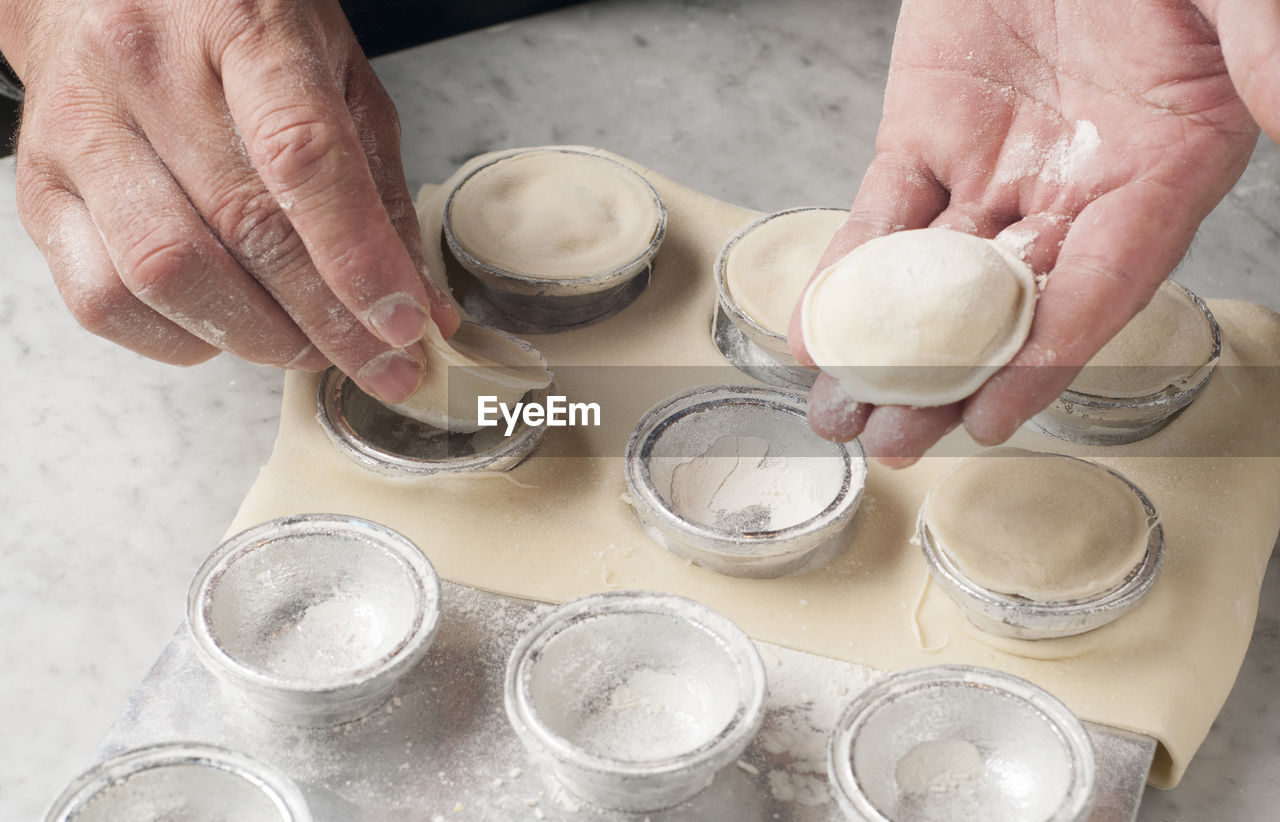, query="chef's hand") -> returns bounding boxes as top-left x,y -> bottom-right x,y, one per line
1,0 -> 458,402
790,0 -> 1274,465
